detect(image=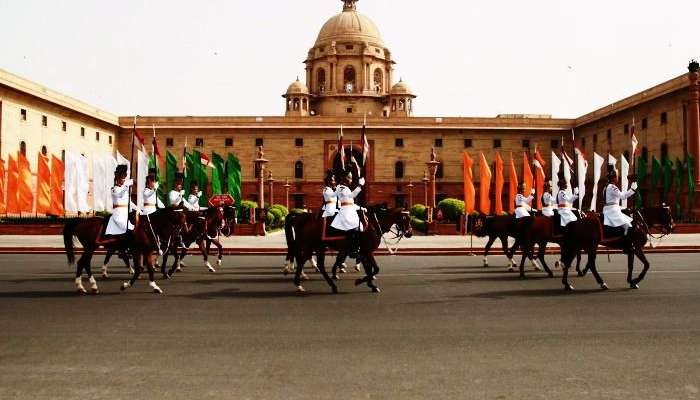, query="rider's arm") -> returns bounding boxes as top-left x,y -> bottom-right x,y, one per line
351,186 -> 362,198
156,197 -> 165,208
